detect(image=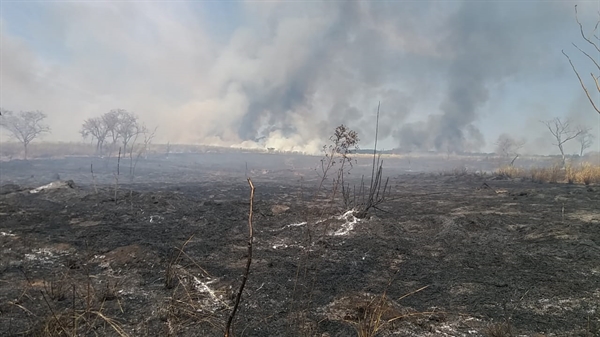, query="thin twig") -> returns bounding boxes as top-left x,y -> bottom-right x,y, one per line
90,163 -> 98,194
114,147 -> 121,203
369,102 -> 381,194
575,5 -> 600,54
40,290 -> 70,336
117,147 -> 121,176
225,178 -> 255,337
